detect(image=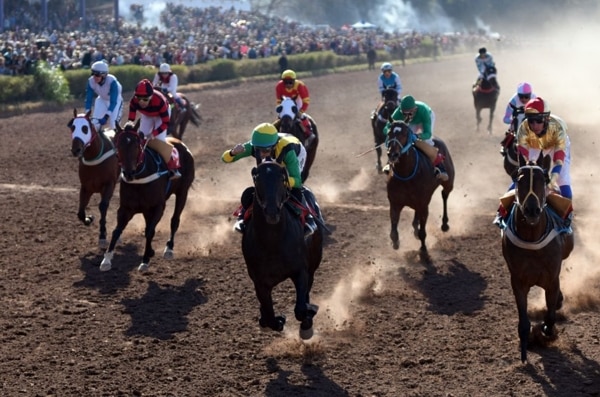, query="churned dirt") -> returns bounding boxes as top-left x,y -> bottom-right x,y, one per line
1,49 -> 600,397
